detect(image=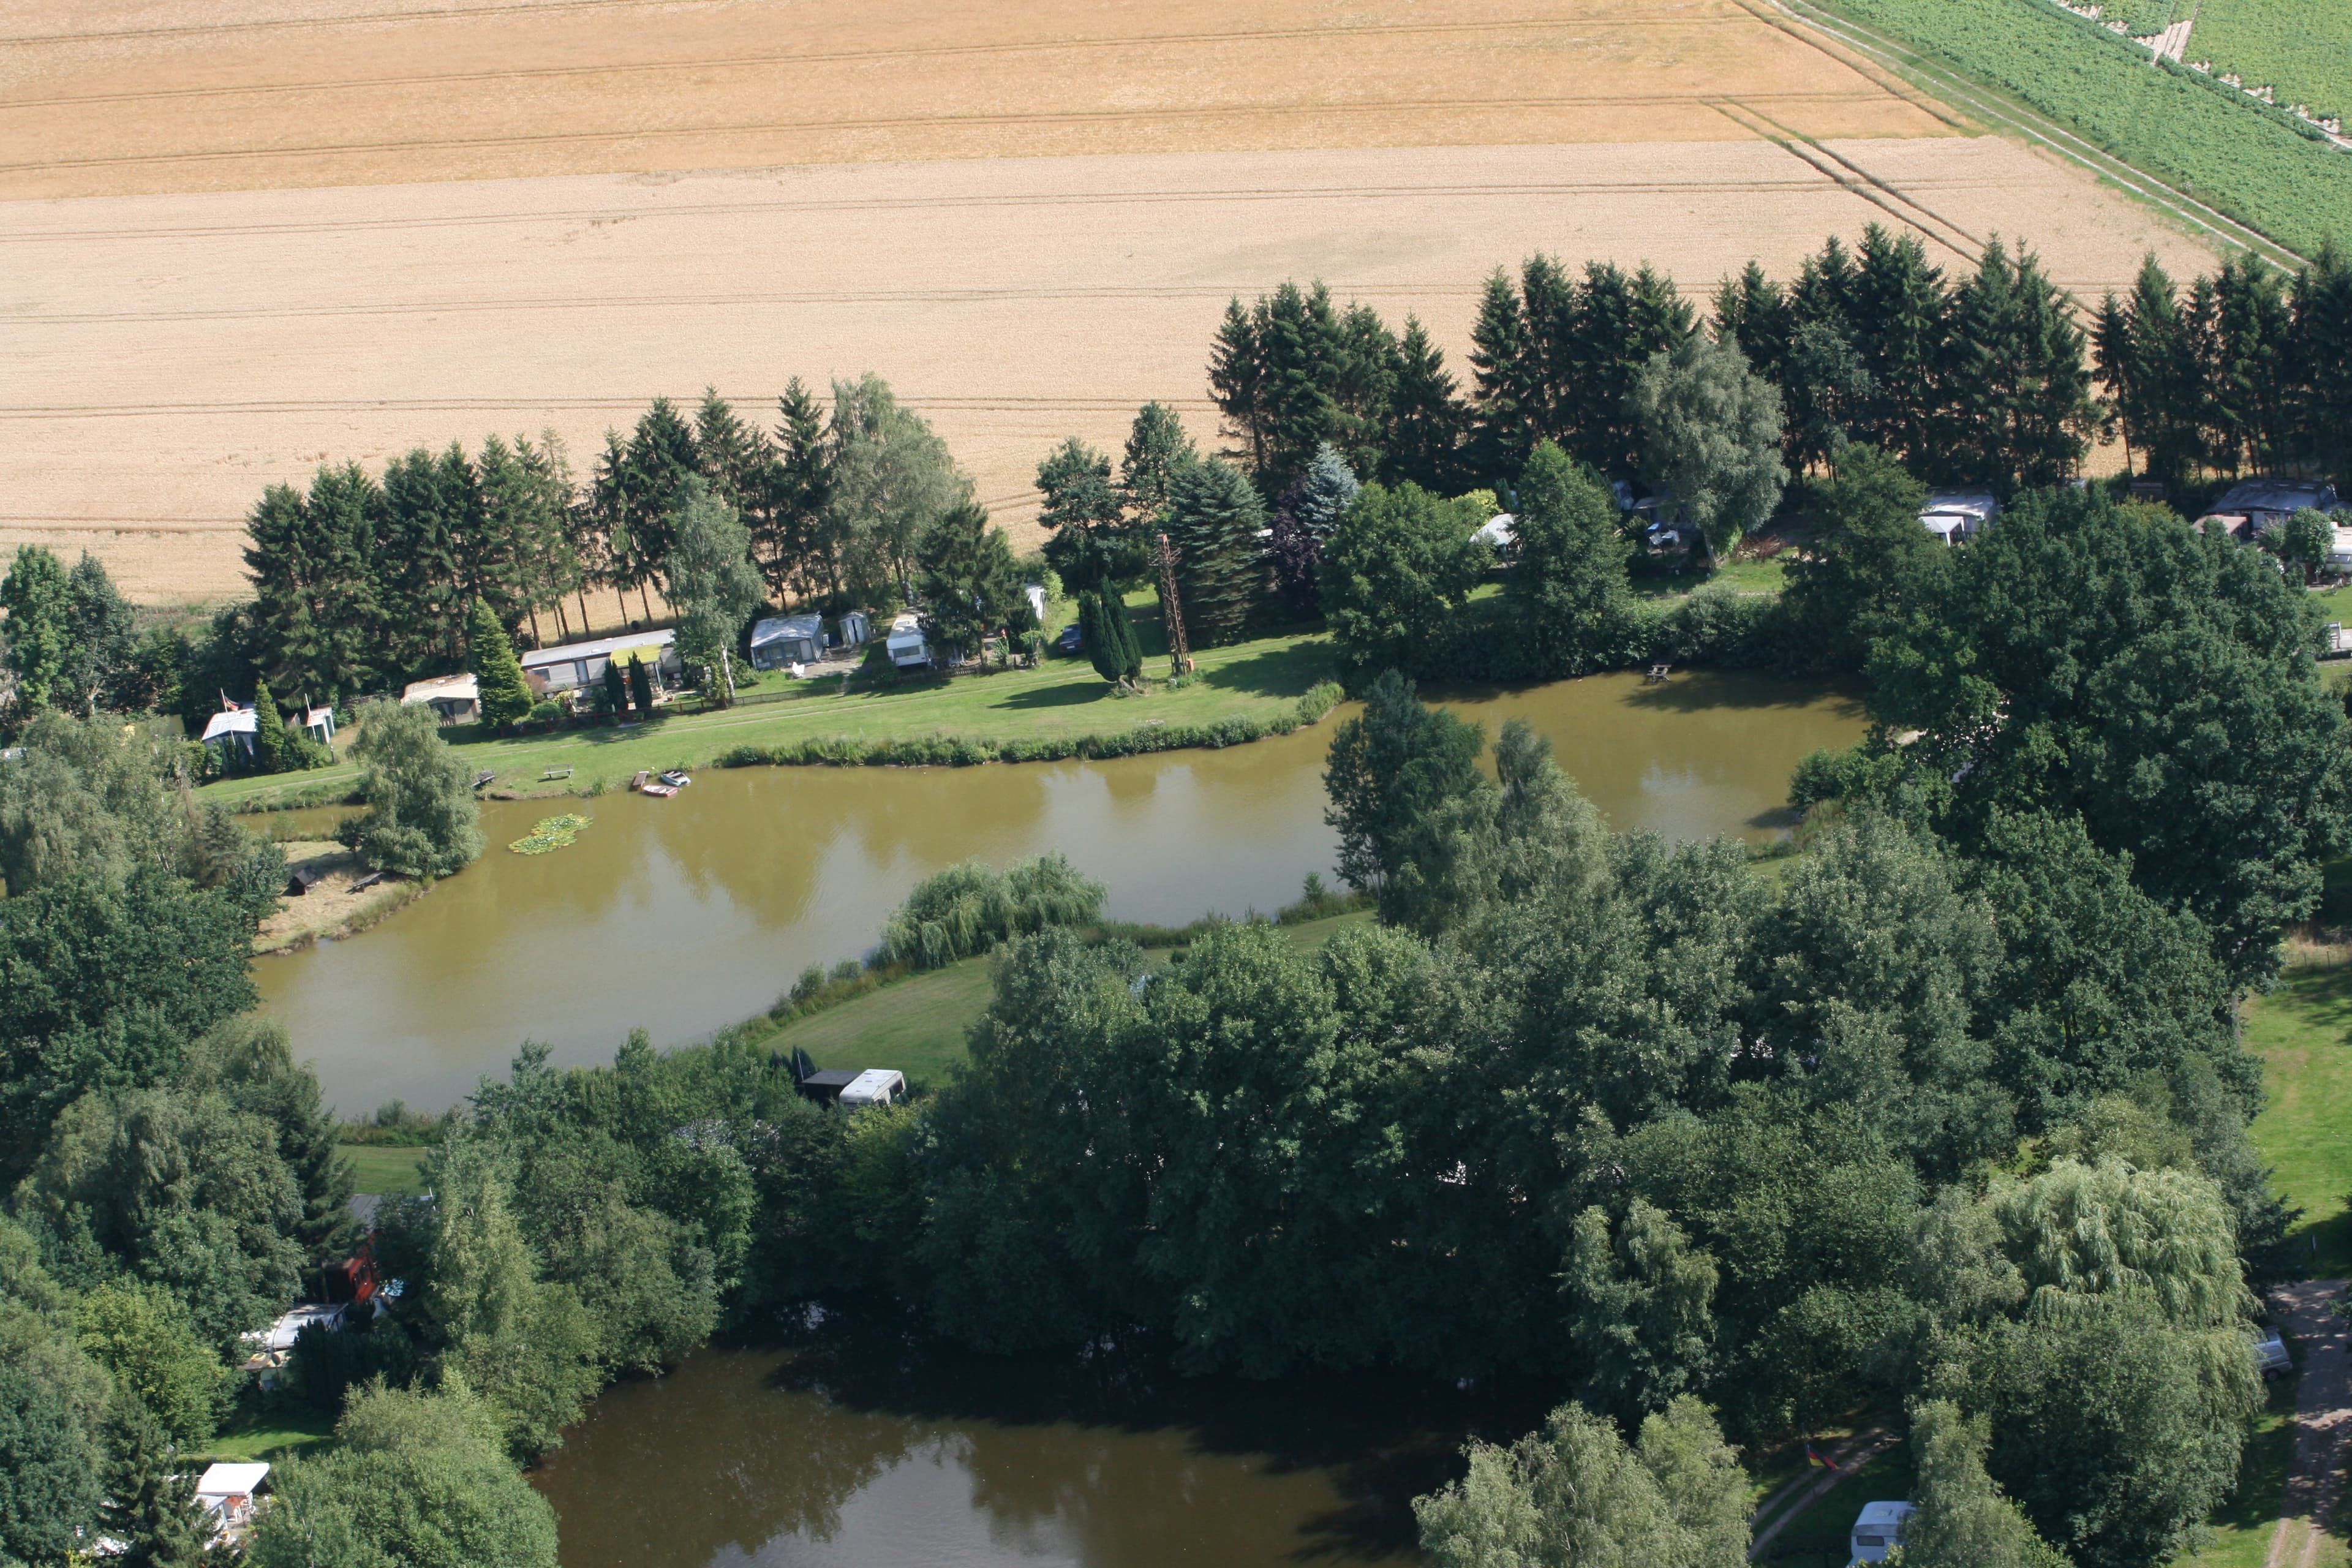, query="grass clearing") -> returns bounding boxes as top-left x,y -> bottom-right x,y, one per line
2244,962 -> 2352,1276
202,1404 -> 337,1465
1753,1439 -> 1918,1567
199,614 -> 1337,810
339,1144 -> 429,1197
